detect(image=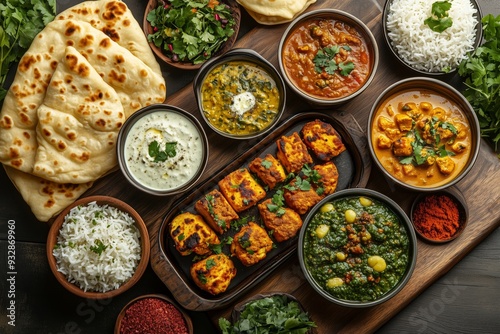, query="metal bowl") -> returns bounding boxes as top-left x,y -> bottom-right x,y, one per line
297,188 -> 417,308
116,104 -> 209,196
278,9 -> 379,107
382,0 -> 482,76
367,77 -> 480,192
193,48 -> 286,140
46,196 -> 150,299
